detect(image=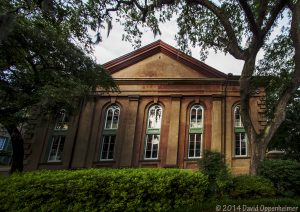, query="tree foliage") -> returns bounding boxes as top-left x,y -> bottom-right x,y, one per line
0,0 -> 117,172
